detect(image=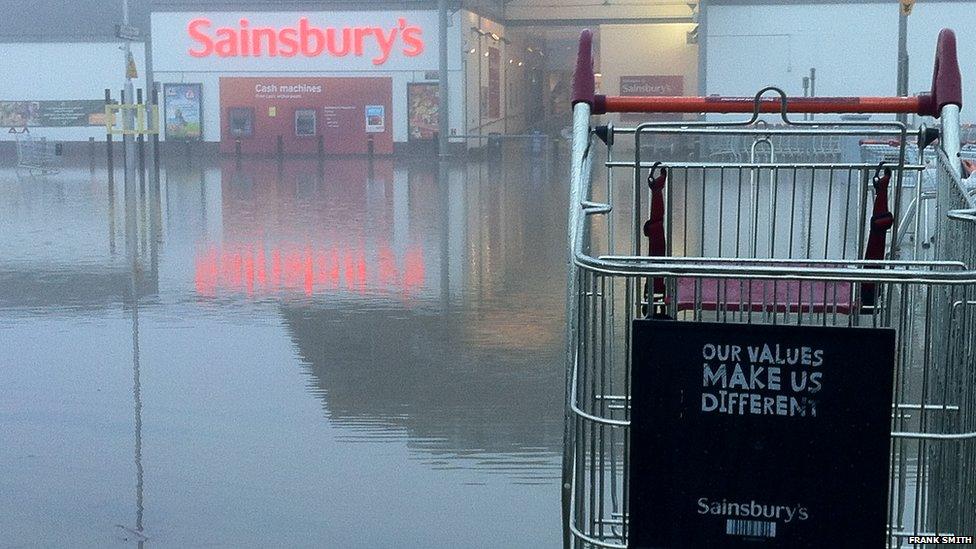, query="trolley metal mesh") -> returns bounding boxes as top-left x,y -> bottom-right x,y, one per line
15,130 -> 61,175
564,30 -> 974,549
